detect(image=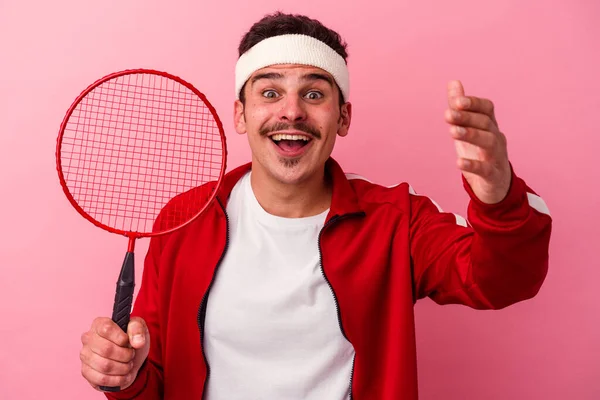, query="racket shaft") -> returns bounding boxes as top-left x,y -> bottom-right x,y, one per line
100,251 -> 135,392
